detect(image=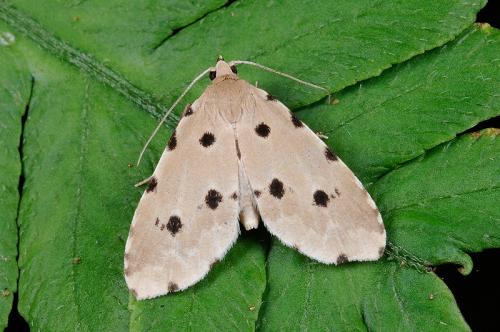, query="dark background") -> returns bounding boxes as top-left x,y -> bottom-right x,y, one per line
6,1 -> 500,331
